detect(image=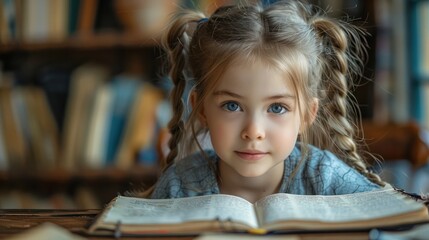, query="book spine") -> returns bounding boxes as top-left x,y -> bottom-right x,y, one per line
418,1 -> 429,129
